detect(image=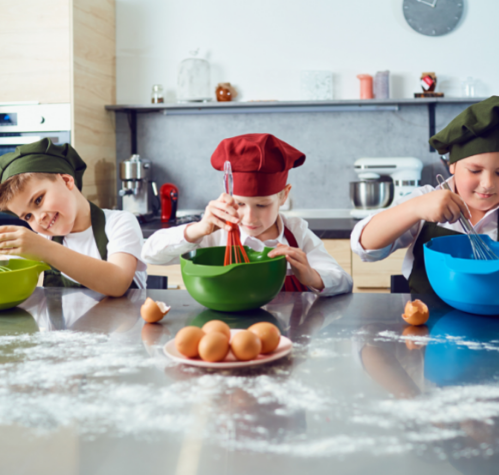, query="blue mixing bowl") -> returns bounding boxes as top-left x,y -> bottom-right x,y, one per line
424,234 -> 499,315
